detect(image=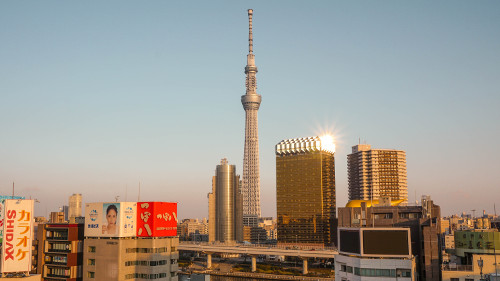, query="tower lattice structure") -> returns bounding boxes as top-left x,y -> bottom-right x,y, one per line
241,9 -> 262,221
